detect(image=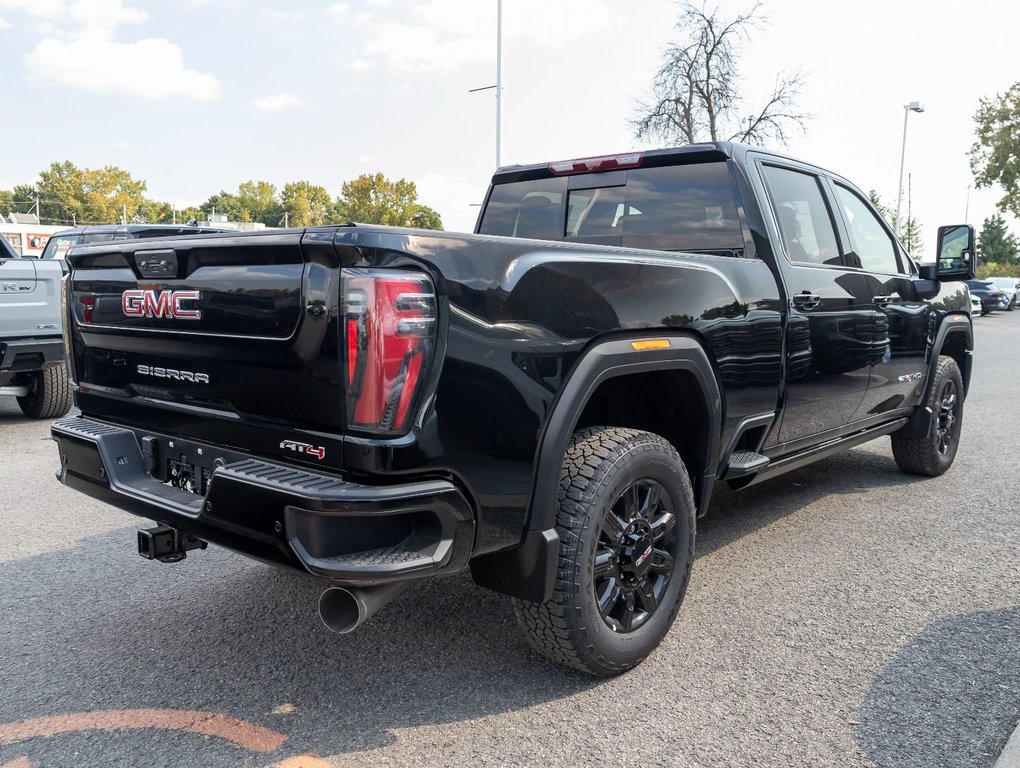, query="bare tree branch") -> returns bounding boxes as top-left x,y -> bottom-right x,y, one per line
631,1 -> 809,148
